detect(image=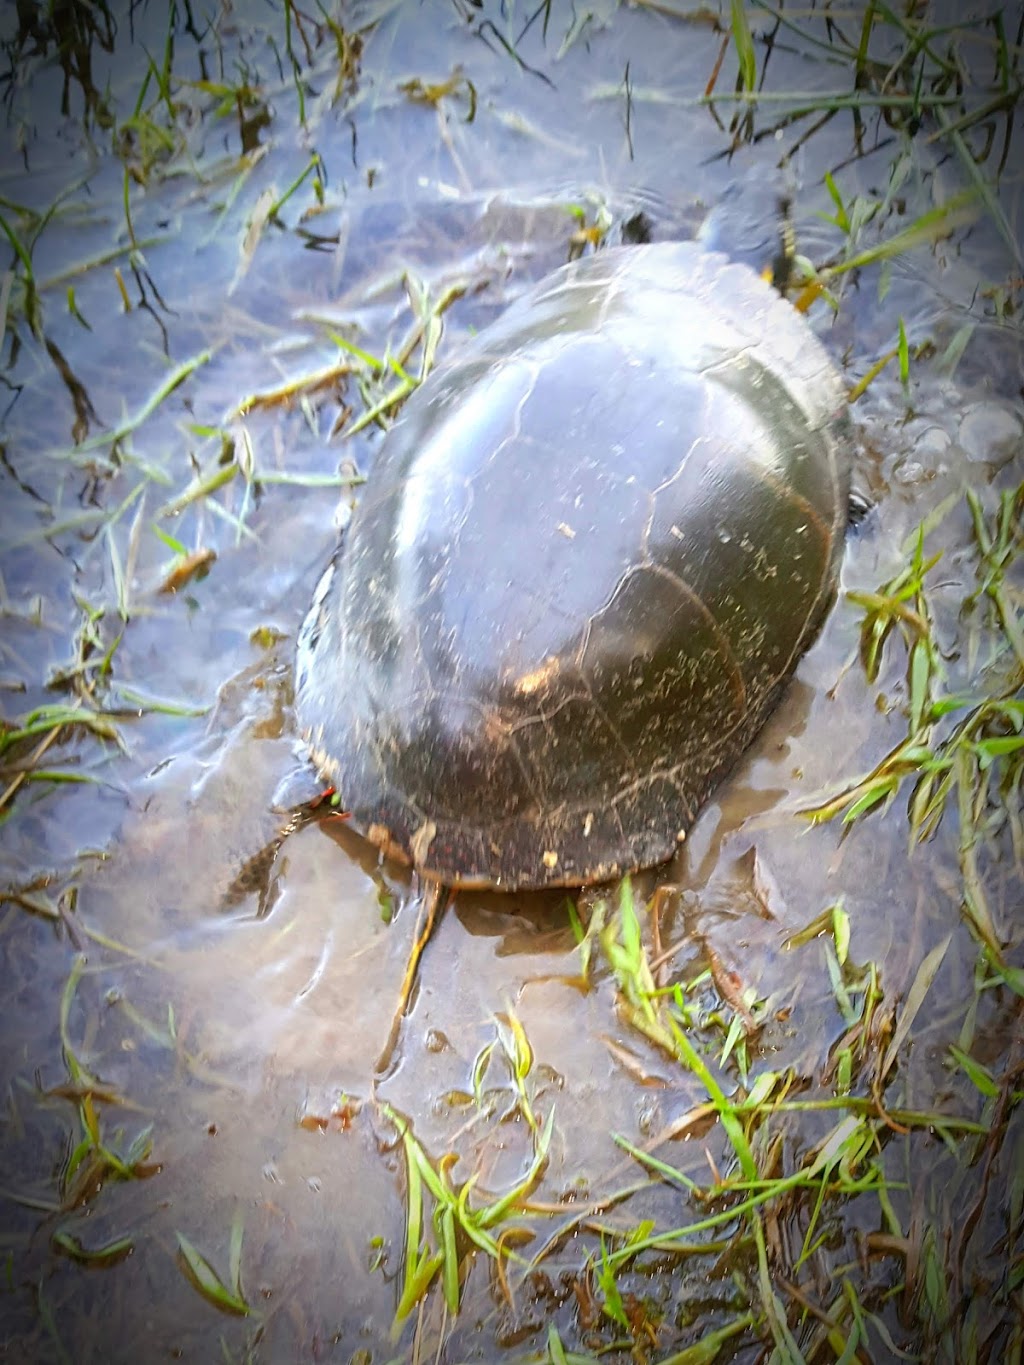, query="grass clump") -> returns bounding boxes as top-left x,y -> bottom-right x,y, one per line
804,480 -> 1023,957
